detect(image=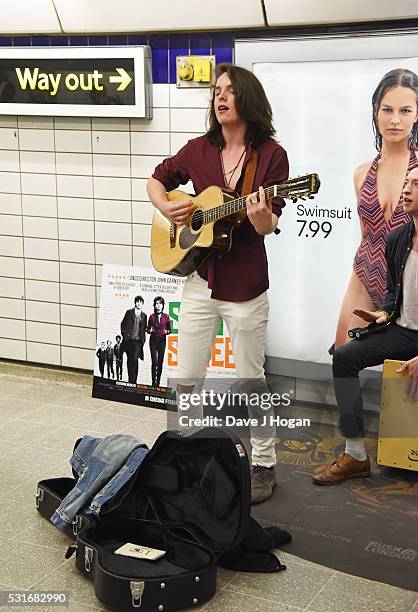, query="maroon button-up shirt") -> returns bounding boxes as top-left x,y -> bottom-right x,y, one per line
152,135 -> 289,302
